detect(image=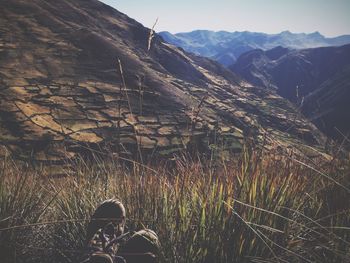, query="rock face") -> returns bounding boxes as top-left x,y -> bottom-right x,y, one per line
230,44 -> 350,139
0,0 -> 327,161
159,30 -> 350,66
